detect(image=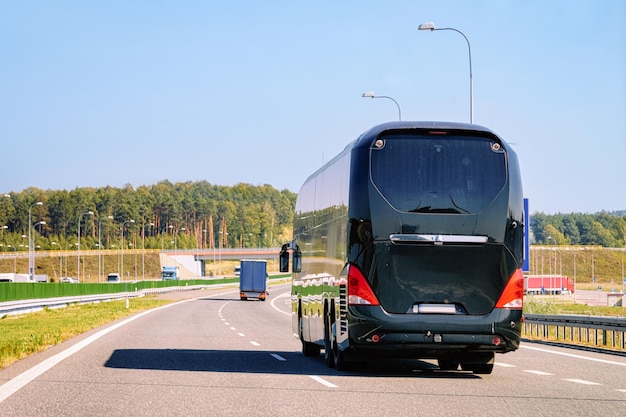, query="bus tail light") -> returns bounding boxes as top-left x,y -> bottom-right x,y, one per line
347,264 -> 380,306
494,268 -> 524,309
